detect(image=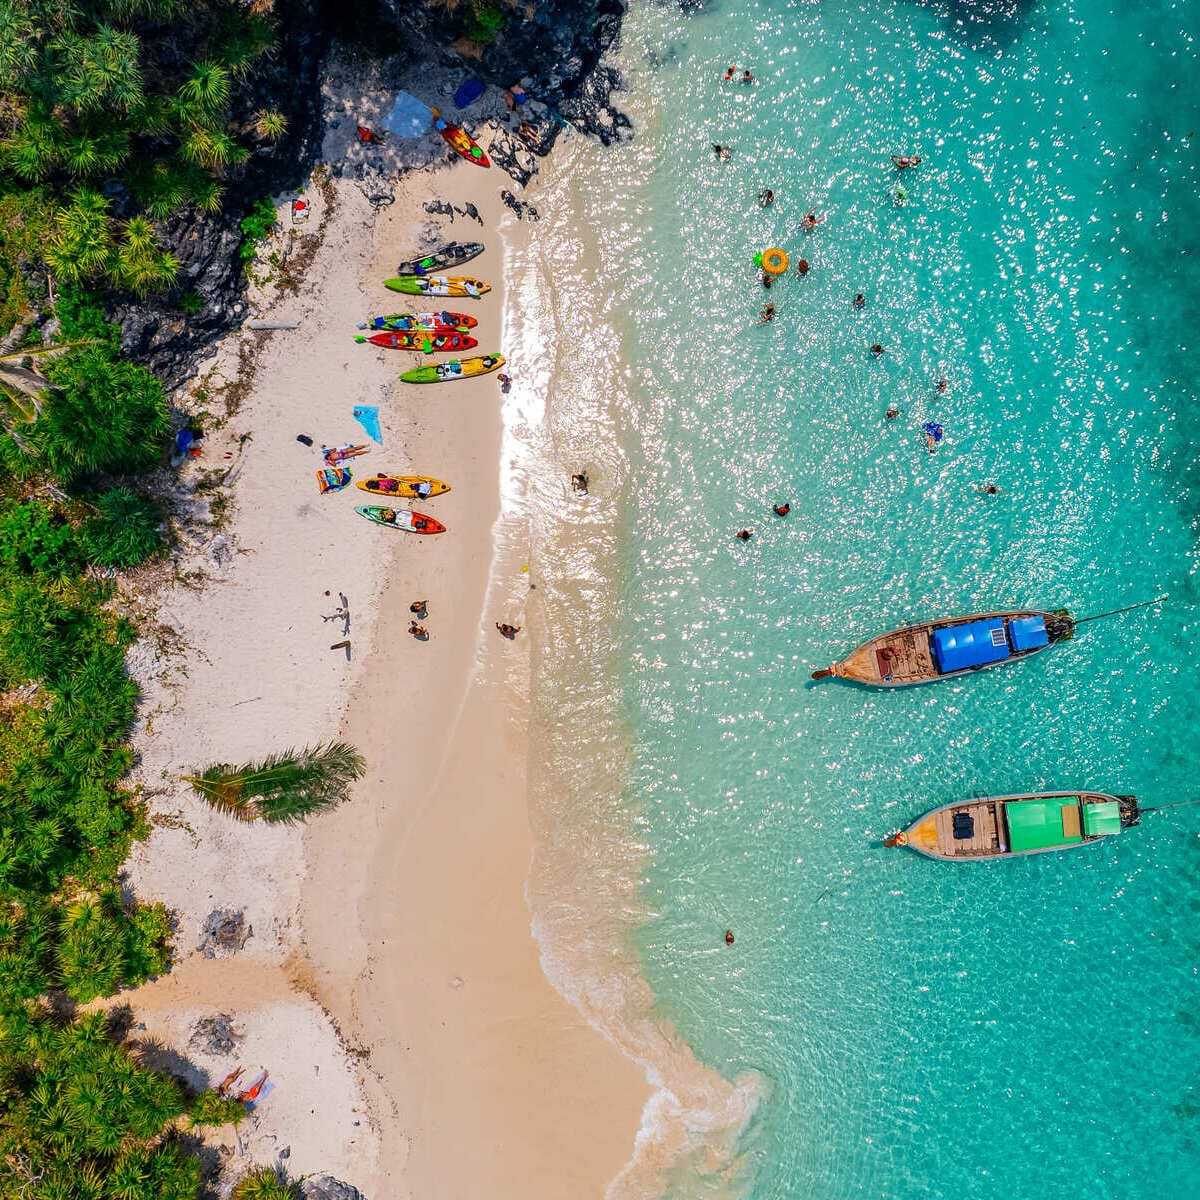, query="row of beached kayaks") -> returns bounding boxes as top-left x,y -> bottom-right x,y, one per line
353,474 -> 452,535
